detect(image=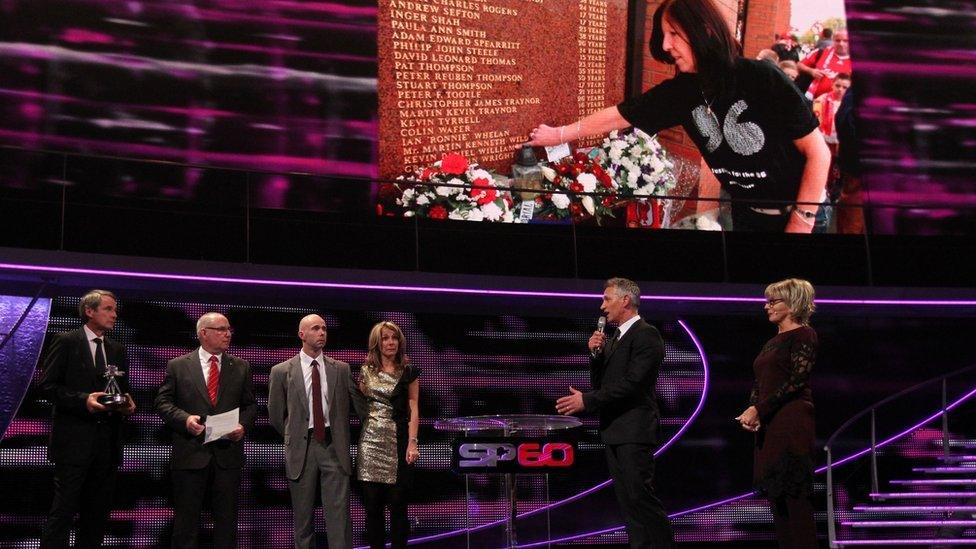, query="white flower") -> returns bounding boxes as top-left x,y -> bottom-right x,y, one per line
582,196 -> 595,216
502,210 -> 514,223
633,183 -> 653,197
608,147 -> 622,163
650,156 -> 665,172
608,130 -> 620,139
551,192 -> 571,210
404,211 -> 415,217
455,192 -> 470,202
467,208 -> 484,222
481,201 -> 503,221
470,169 -> 492,181
415,194 -> 430,206
401,188 -> 415,202
577,172 -> 597,192
448,210 -> 465,220
541,165 -> 557,181
627,170 -> 640,187
437,178 -> 463,196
